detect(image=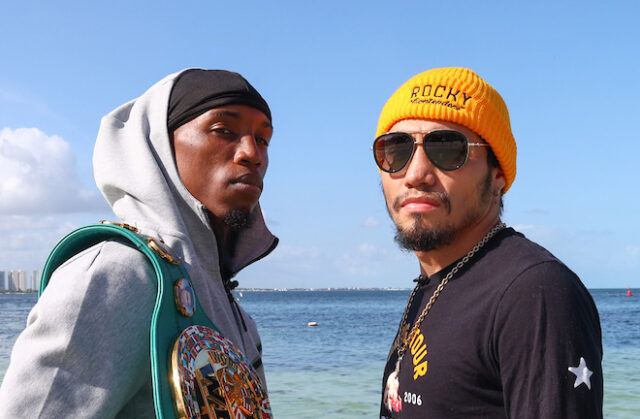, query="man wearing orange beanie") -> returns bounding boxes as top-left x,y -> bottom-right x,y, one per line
375,68 -> 603,418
